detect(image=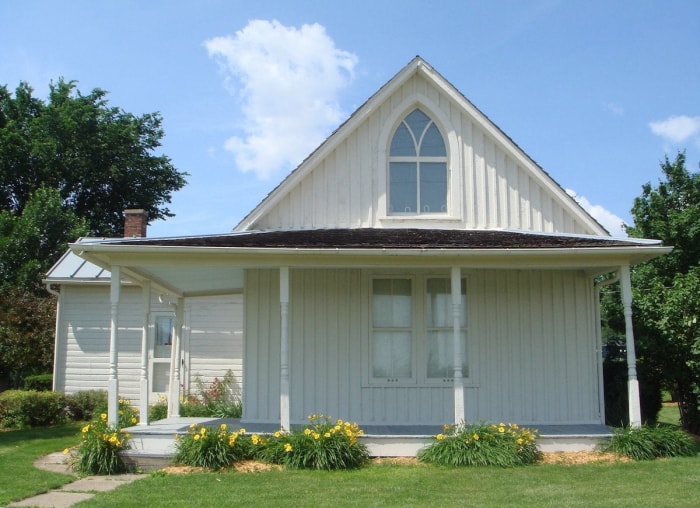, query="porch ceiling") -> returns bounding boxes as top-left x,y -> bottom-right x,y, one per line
70,228 -> 671,298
